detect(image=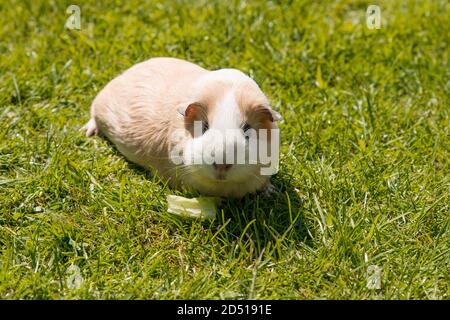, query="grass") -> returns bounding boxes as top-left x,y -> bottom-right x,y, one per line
0,0 -> 449,299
